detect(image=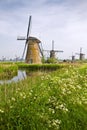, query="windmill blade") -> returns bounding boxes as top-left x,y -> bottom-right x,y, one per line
27,15 -> 32,39
75,53 -> 80,55
52,40 -> 54,50
80,47 -> 82,53
22,37 -> 28,60
54,50 -> 63,53
22,15 -> 32,59
40,42 -> 44,56
38,44 -> 44,57
43,50 -> 50,52
22,42 -> 28,59
17,36 -> 26,40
